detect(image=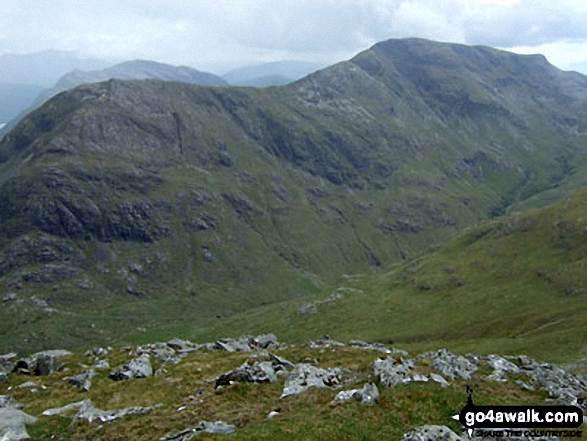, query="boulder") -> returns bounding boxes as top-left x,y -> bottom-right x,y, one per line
0,407 -> 36,441
159,421 -> 236,440
281,364 -> 343,398
486,355 -> 520,381
215,352 -> 294,388
427,349 -> 478,380
333,382 -> 379,406
109,354 -> 152,381
373,357 -> 414,387
13,350 -> 71,377
65,369 -> 96,392
42,399 -> 160,423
